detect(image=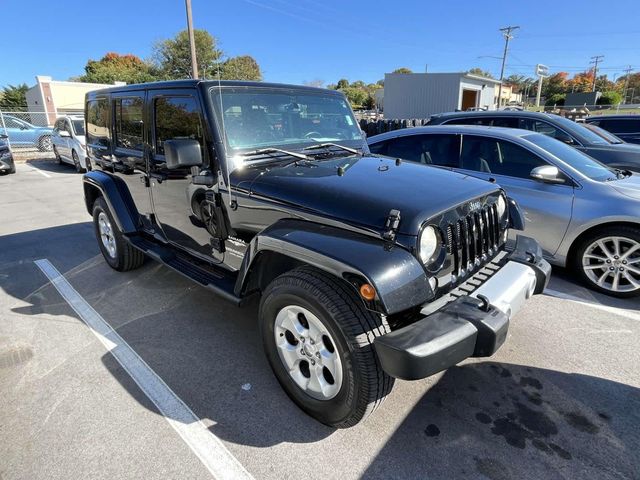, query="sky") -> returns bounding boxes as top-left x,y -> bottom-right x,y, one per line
1,0 -> 639,88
